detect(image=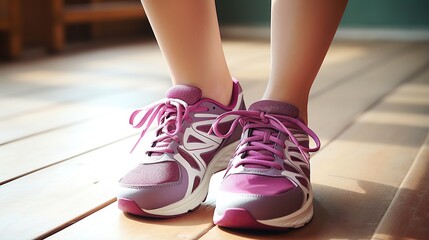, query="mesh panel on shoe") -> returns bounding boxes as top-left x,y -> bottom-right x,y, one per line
119,161 -> 180,186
